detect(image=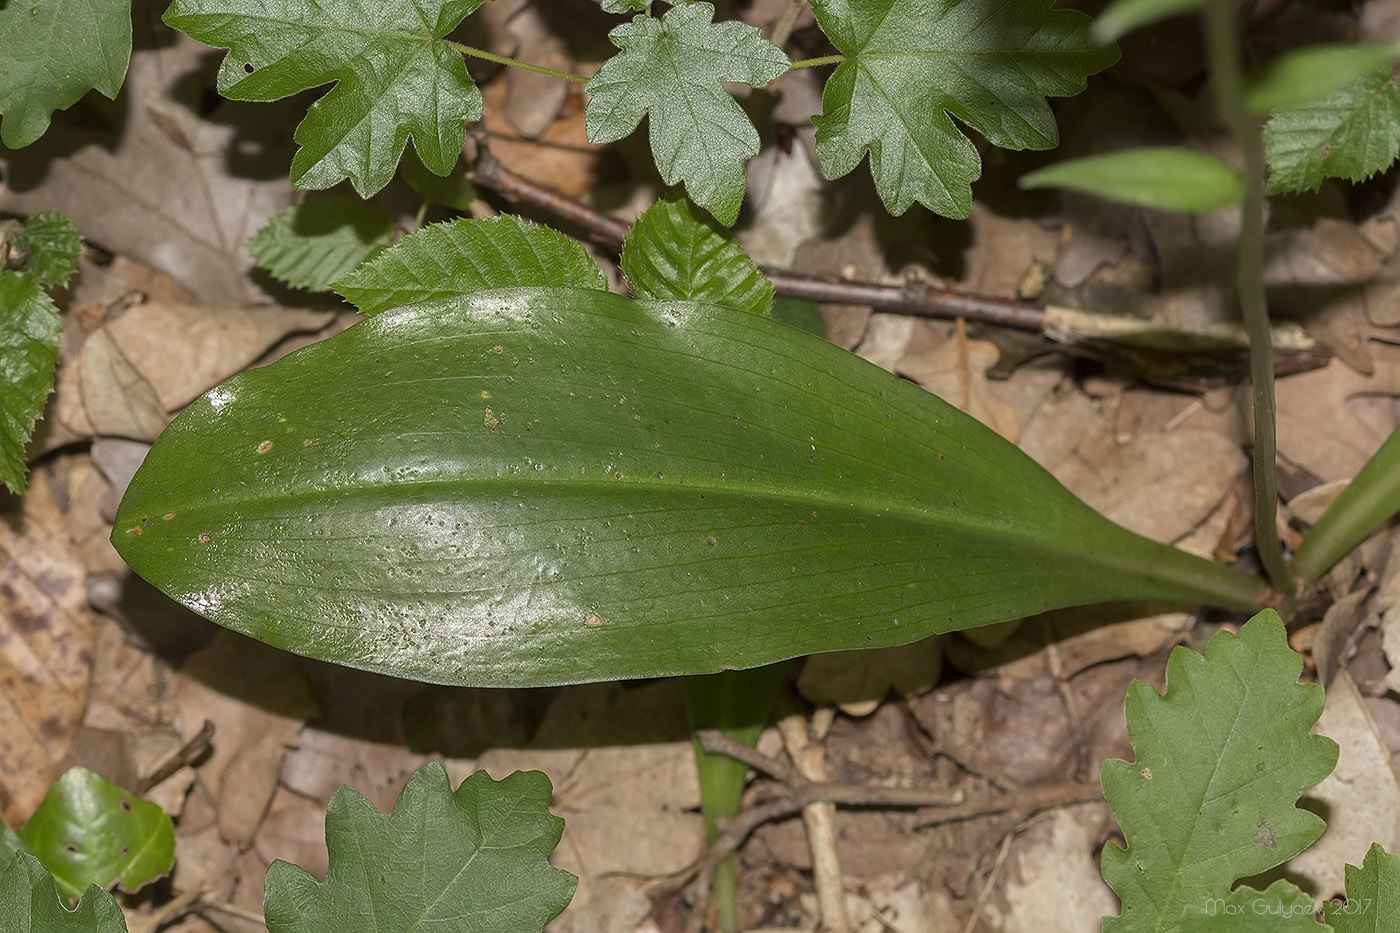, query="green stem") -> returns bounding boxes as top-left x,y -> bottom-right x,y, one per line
1200,4 -> 1293,597
682,663 -> 792,933
789,54 -> 844,69
447,42 -> 590,84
